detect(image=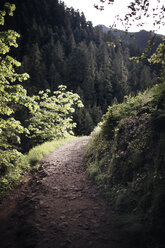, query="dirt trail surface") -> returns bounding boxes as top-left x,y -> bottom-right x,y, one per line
0,137 -> 128,248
